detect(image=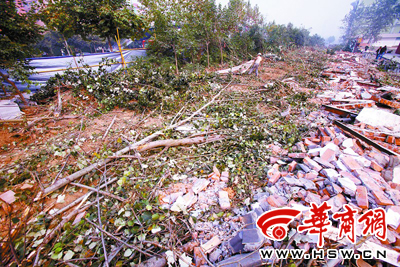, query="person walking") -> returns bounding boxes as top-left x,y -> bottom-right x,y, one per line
248,53 -> 263,77
378,45 -> 387,59
376,46 -> 382,59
